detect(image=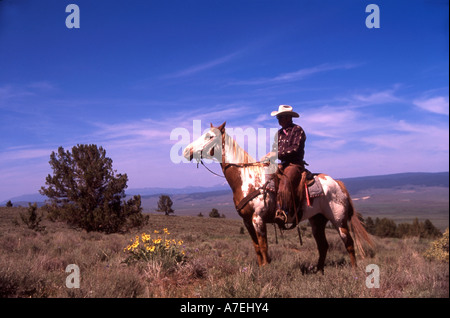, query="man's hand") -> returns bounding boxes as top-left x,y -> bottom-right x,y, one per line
261,151 -> 276,162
